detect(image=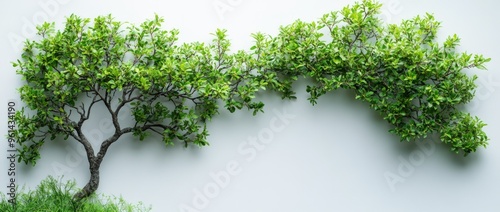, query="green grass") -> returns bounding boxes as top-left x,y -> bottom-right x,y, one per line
0,176 -> 151,212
